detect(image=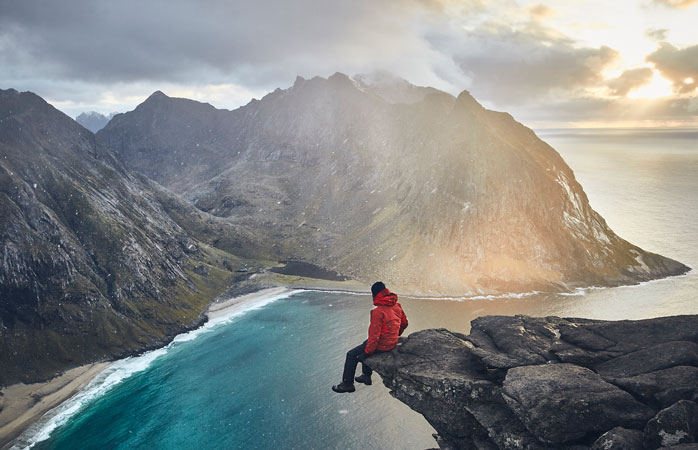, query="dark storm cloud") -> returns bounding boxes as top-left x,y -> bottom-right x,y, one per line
442,22 -> 619,105
0,0 -> 417,87
607,67 -> 654,96
647,43 -> 698,93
